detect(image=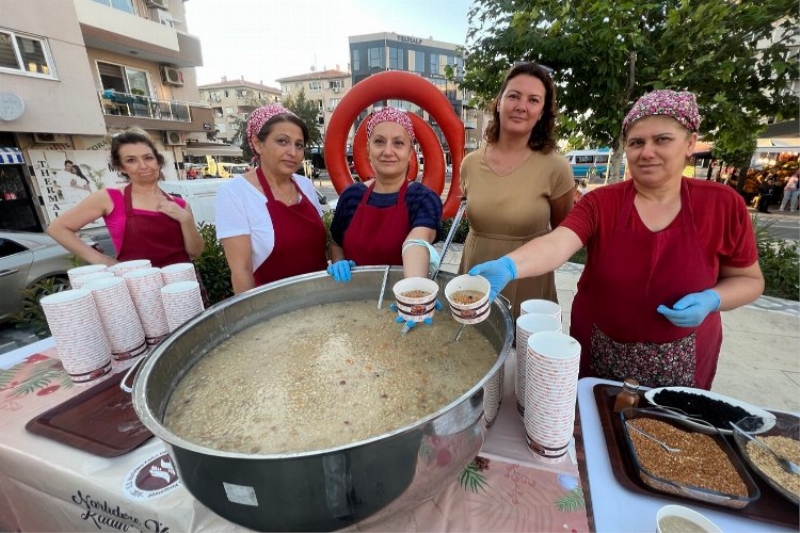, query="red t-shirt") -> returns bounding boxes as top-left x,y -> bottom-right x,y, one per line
560,179 -> 758,389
